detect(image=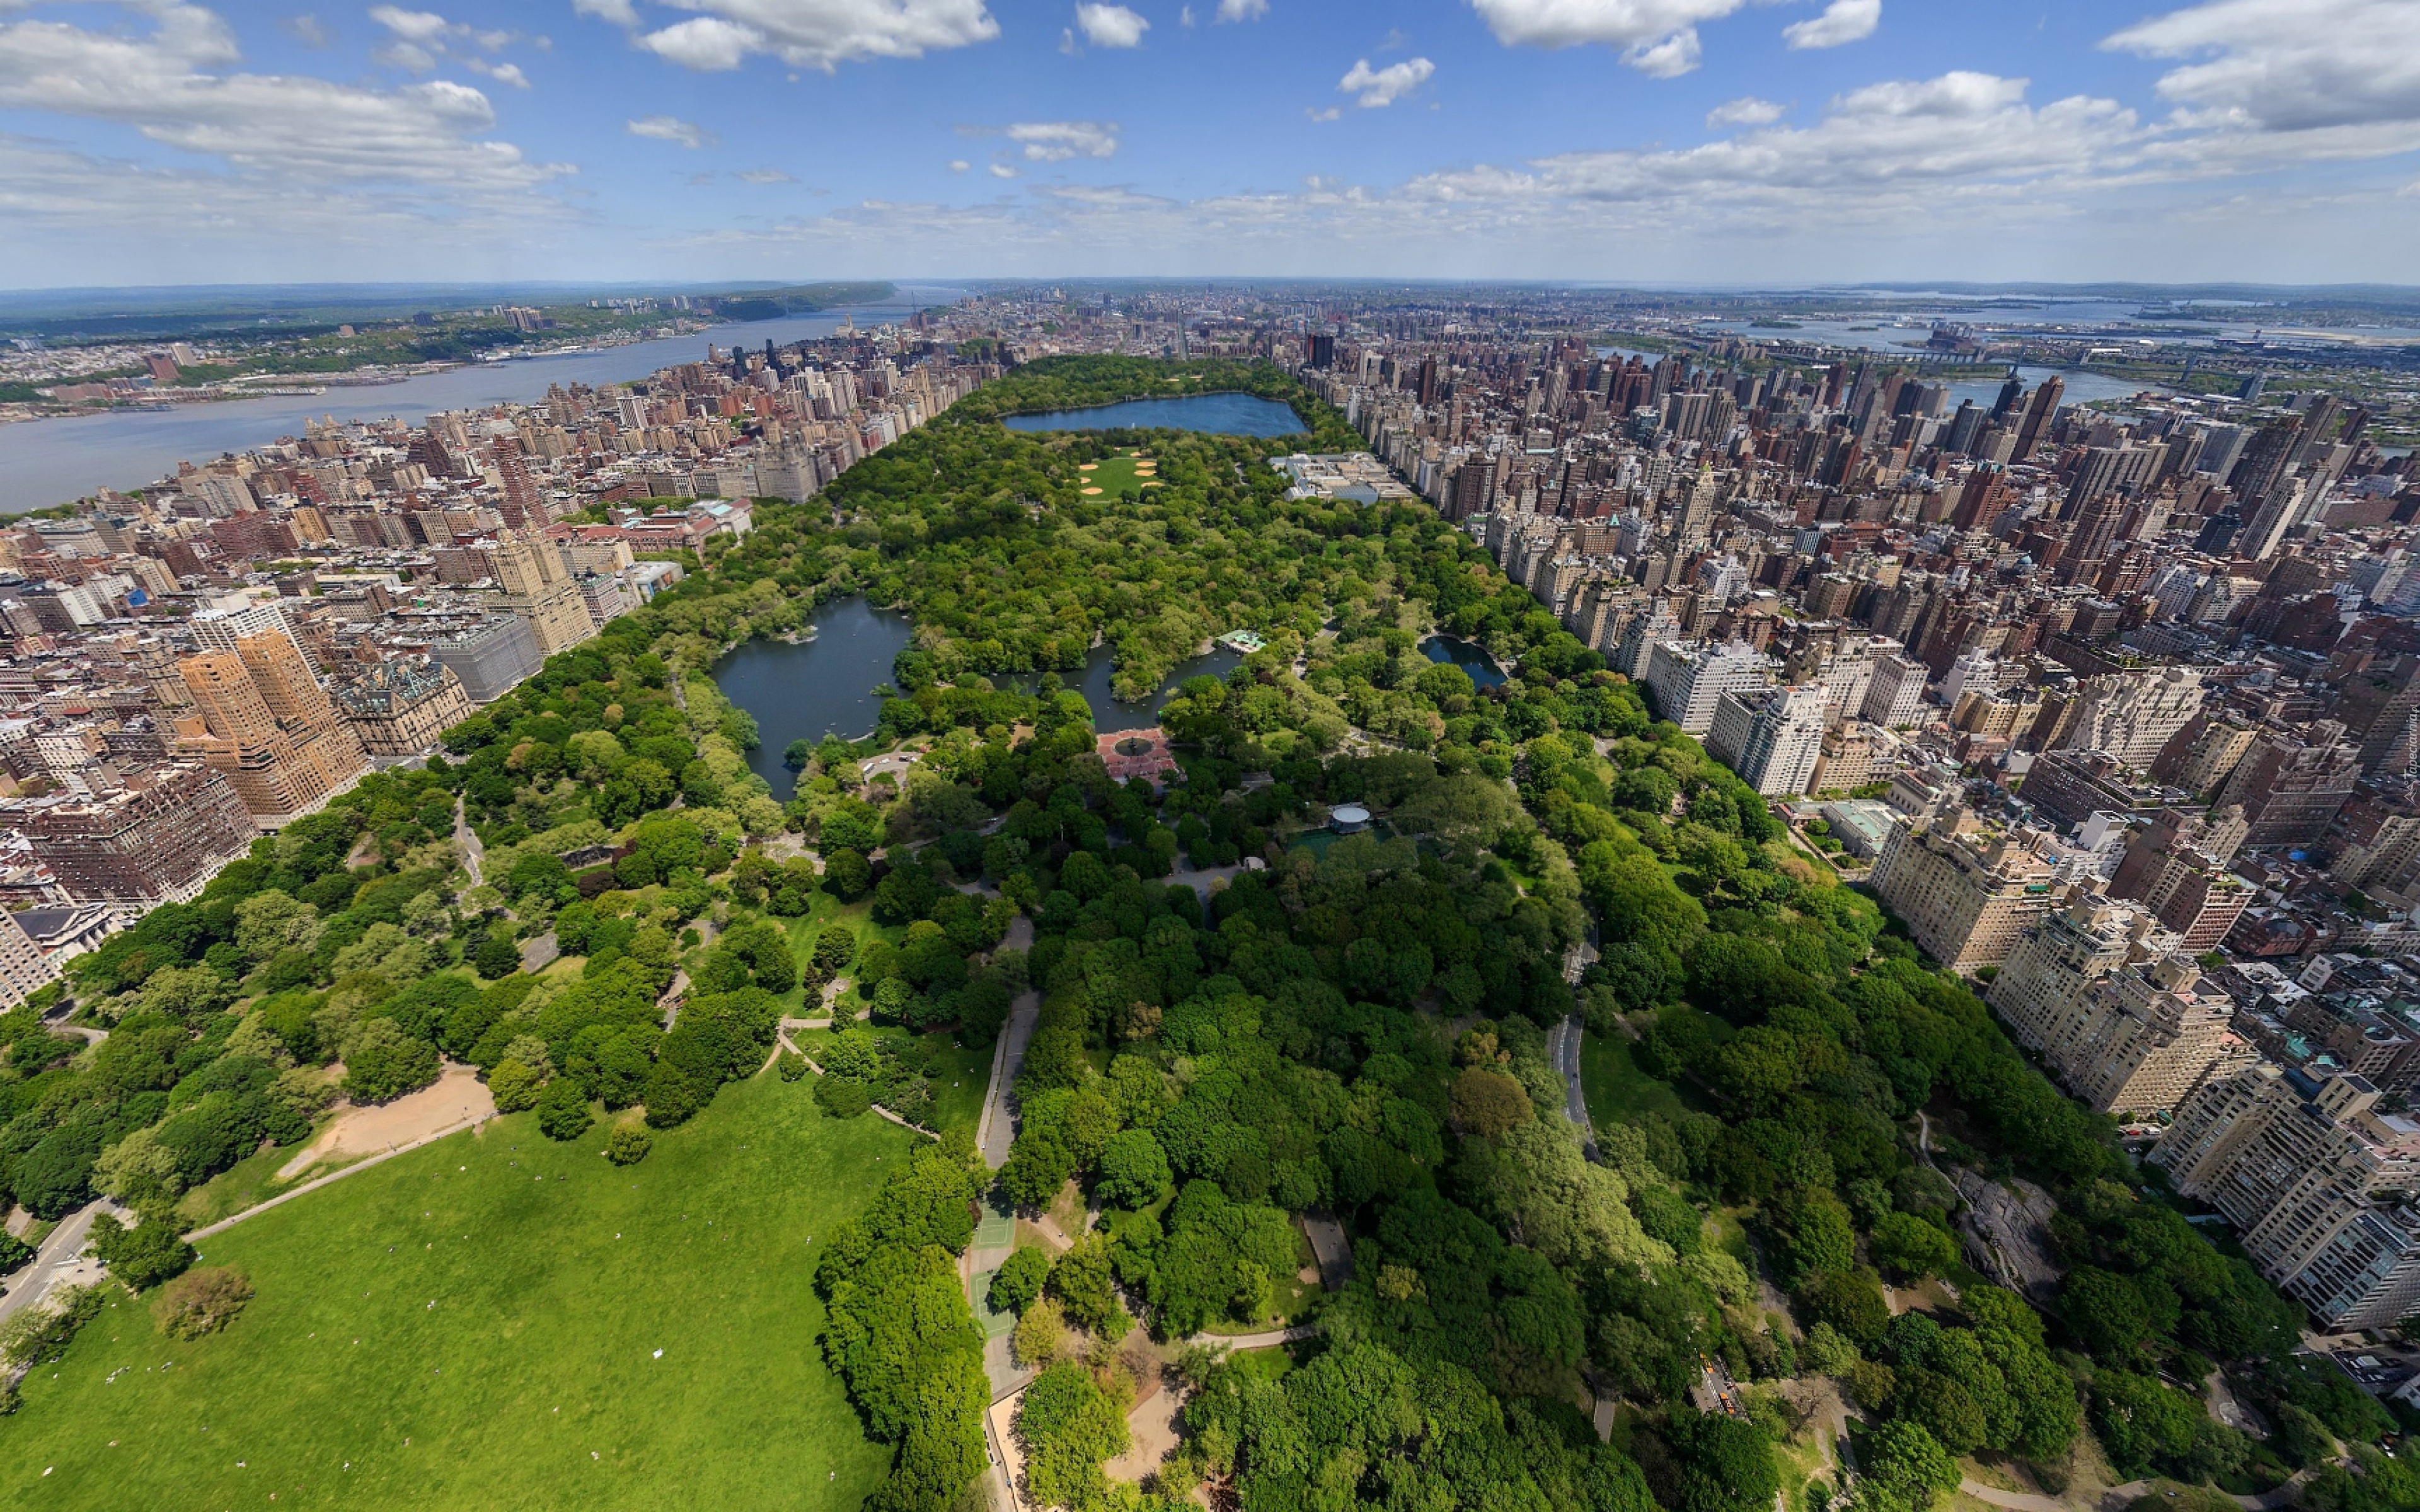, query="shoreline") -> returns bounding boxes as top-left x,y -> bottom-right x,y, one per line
0,324 -> 715,429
